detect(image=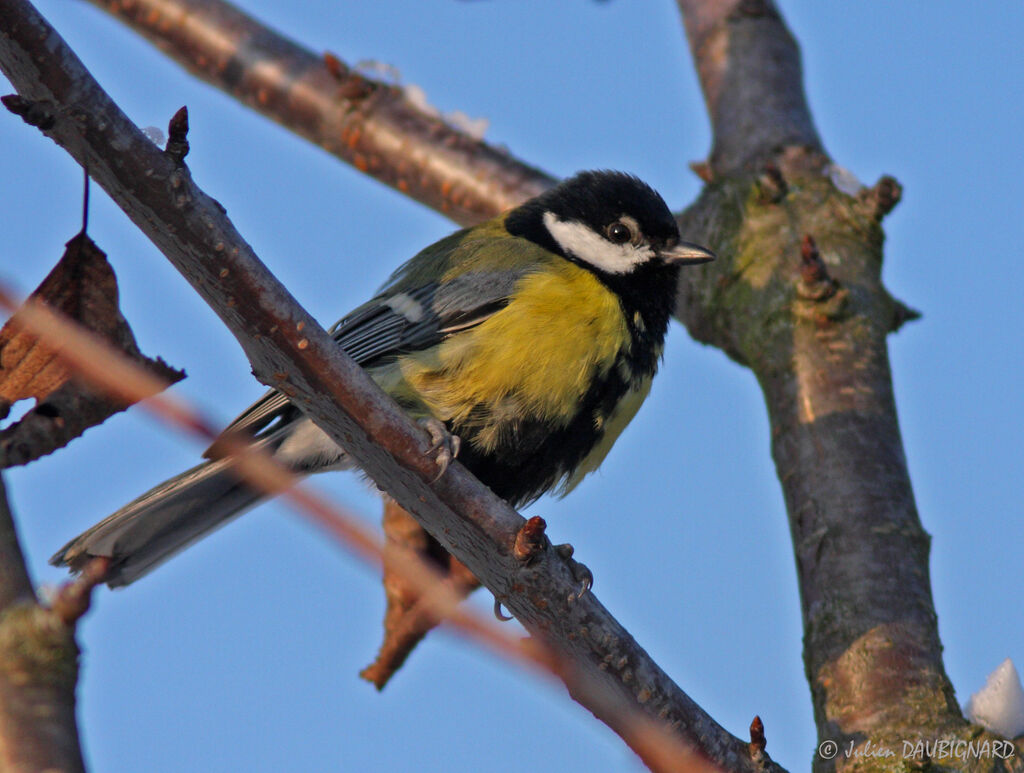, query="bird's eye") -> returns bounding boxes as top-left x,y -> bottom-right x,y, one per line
606,221 -> 635,244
